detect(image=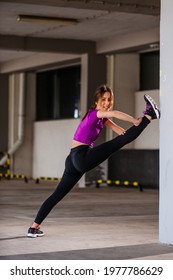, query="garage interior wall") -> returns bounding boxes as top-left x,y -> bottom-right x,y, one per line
0,27 -> 160,186
1,52 -> 160,185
